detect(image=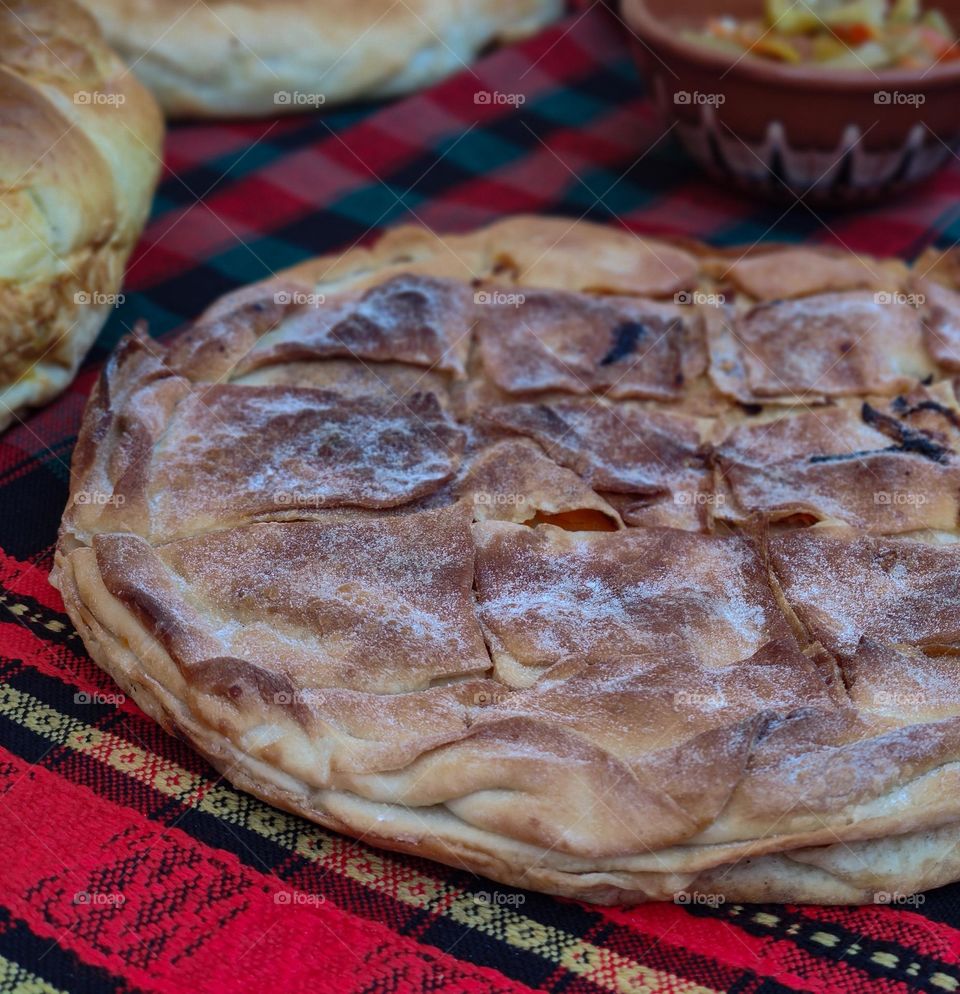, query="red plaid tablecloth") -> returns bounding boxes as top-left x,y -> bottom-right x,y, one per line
2,4 -> 960,992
